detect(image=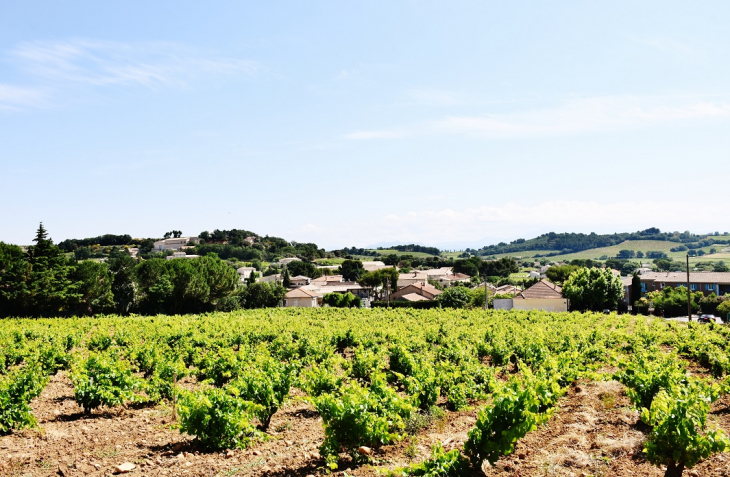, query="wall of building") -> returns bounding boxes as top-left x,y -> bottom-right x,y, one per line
512,298 -> 568,312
